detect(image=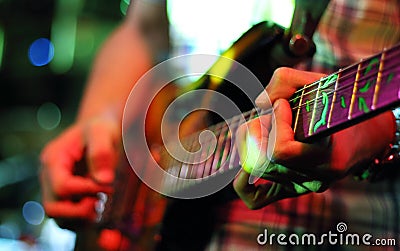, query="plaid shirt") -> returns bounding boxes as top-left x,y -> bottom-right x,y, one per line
205,0 -> 400,250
